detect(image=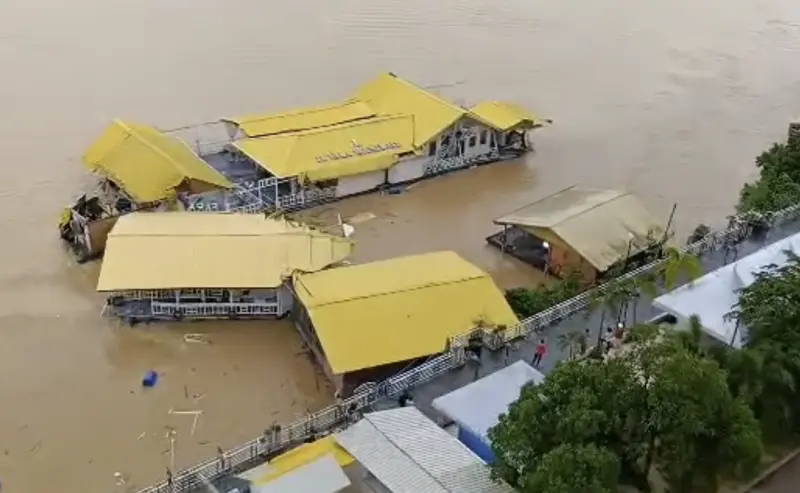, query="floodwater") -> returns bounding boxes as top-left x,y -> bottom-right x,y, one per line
1,0 -> 800,491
